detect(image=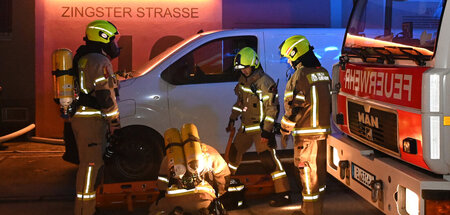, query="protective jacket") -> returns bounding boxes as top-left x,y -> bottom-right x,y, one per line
230,67 -> 278,134
74,53 -> 119,120
151,144 -> 230,215
283,66 -> 331,137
